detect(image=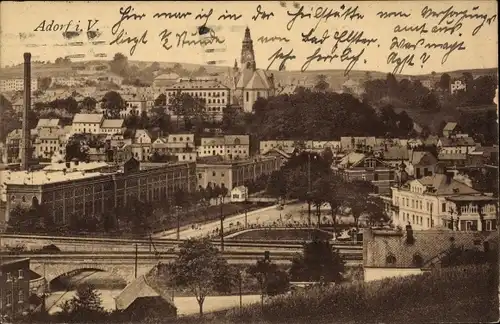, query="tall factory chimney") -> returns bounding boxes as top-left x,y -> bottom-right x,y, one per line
21,52 -> 31,171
